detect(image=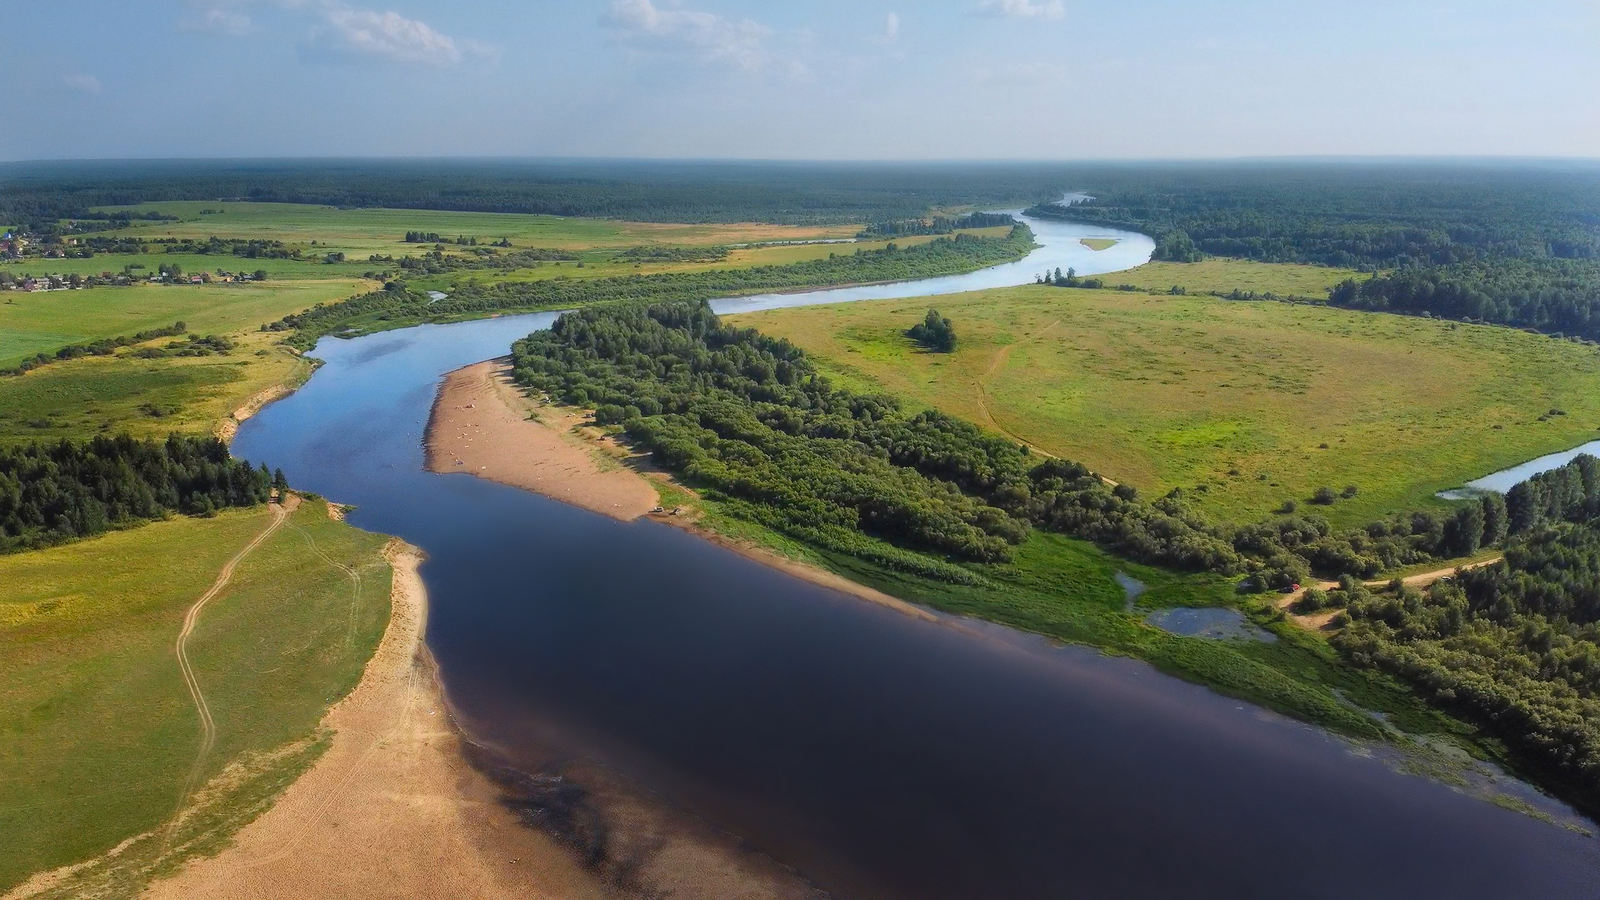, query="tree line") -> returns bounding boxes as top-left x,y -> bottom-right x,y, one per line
267,226 -> 1038,349
0,434 -> 277,552
505,300 -> 1550,590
